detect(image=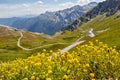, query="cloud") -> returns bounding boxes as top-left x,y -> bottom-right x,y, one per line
22,4 -> 29,7
89,0 -> 106,2
0,0 -> 106,18
36,0 -> 43,4
77,0 -> 106,5
77,0 -> 89,3
0,0 -> 45,18
0,0 -> 89,18
77,0 -> 90,5
59,2 -> 75,8
59,0 -> 91,8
